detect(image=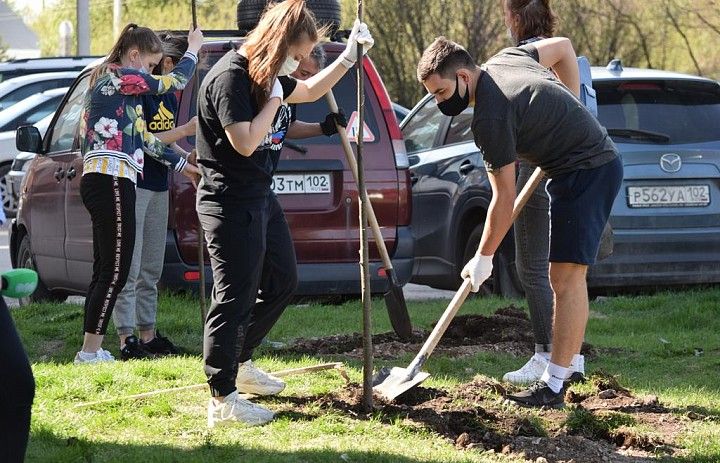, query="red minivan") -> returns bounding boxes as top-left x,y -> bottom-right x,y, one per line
11,34 -> 413,302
